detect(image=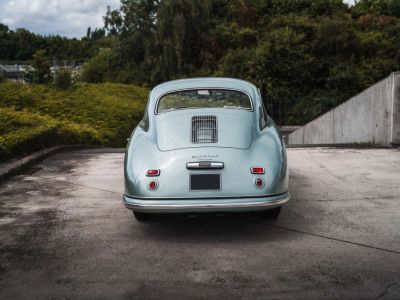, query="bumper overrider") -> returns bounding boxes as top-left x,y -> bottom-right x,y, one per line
123,192 -> 290,213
